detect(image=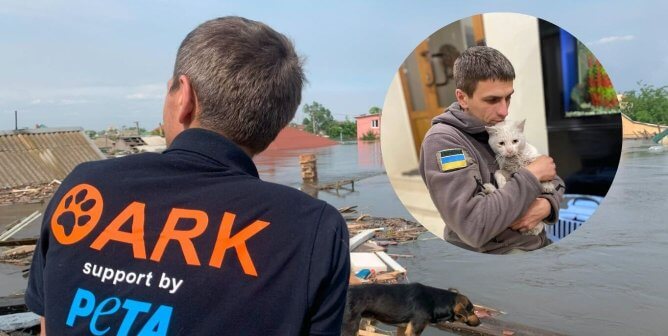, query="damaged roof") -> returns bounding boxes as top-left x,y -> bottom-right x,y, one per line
0,127 -> 106,189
